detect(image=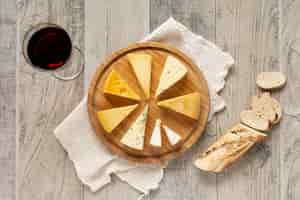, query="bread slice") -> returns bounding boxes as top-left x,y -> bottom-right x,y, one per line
240,110 -> 271,131
256,72 -> 286,90
251,92 -> 282,125
194,123 -> 267,173
268,97 -> 282,124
